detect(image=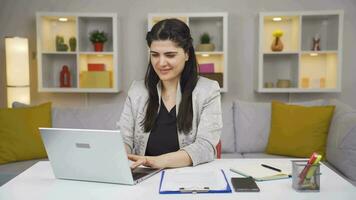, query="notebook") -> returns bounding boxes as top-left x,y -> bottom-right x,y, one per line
230,162 -> 292,181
